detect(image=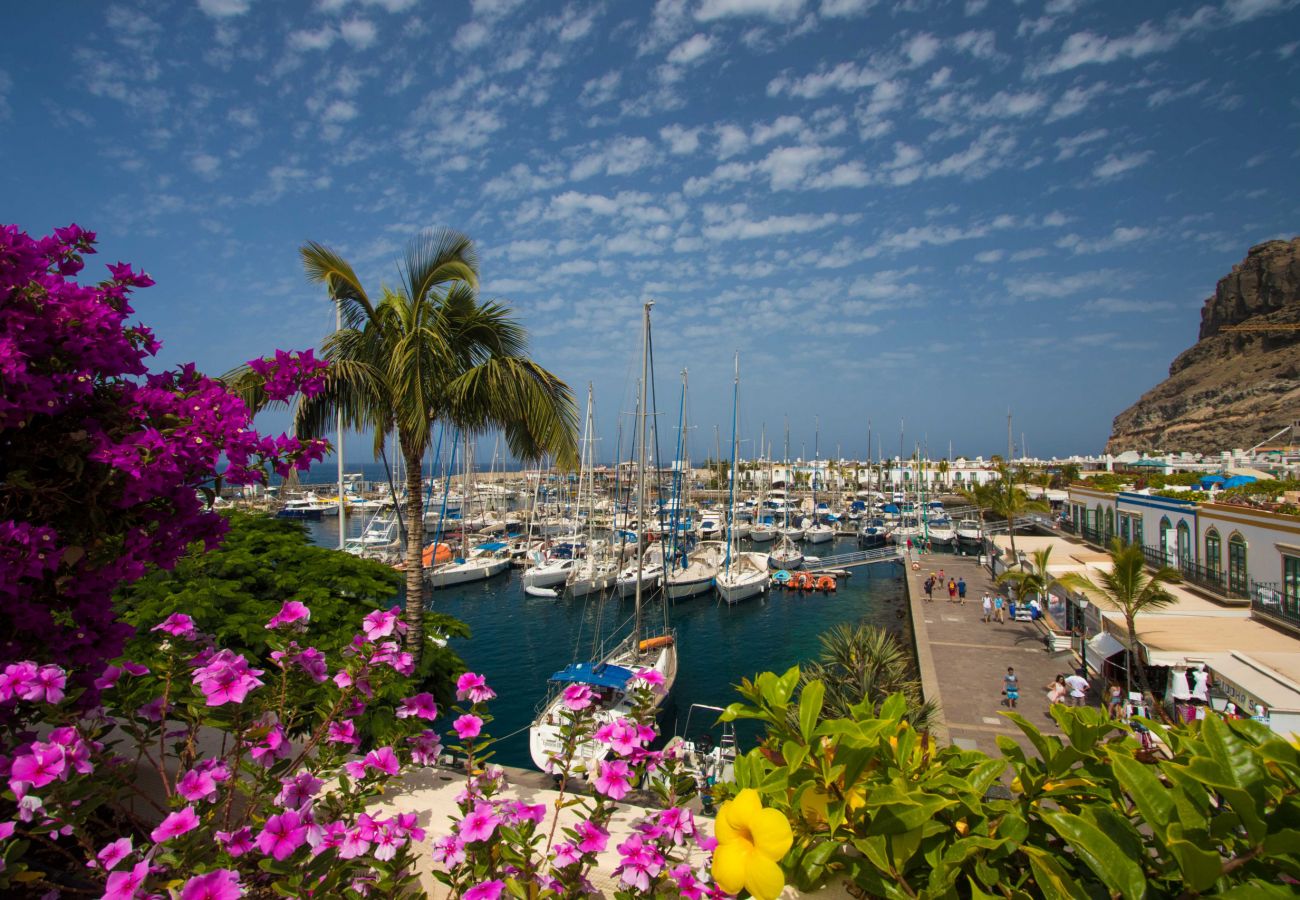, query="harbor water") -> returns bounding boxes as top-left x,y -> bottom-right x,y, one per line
307,517 -> 910,770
